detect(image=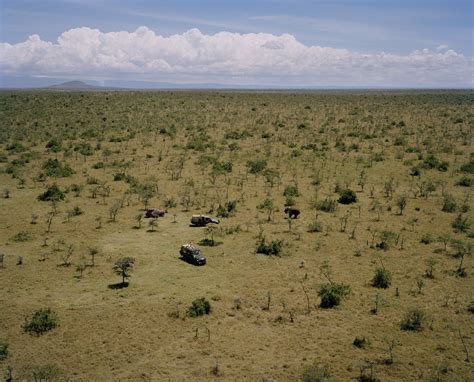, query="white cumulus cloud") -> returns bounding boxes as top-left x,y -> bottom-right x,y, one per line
0,26 -> 472,86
